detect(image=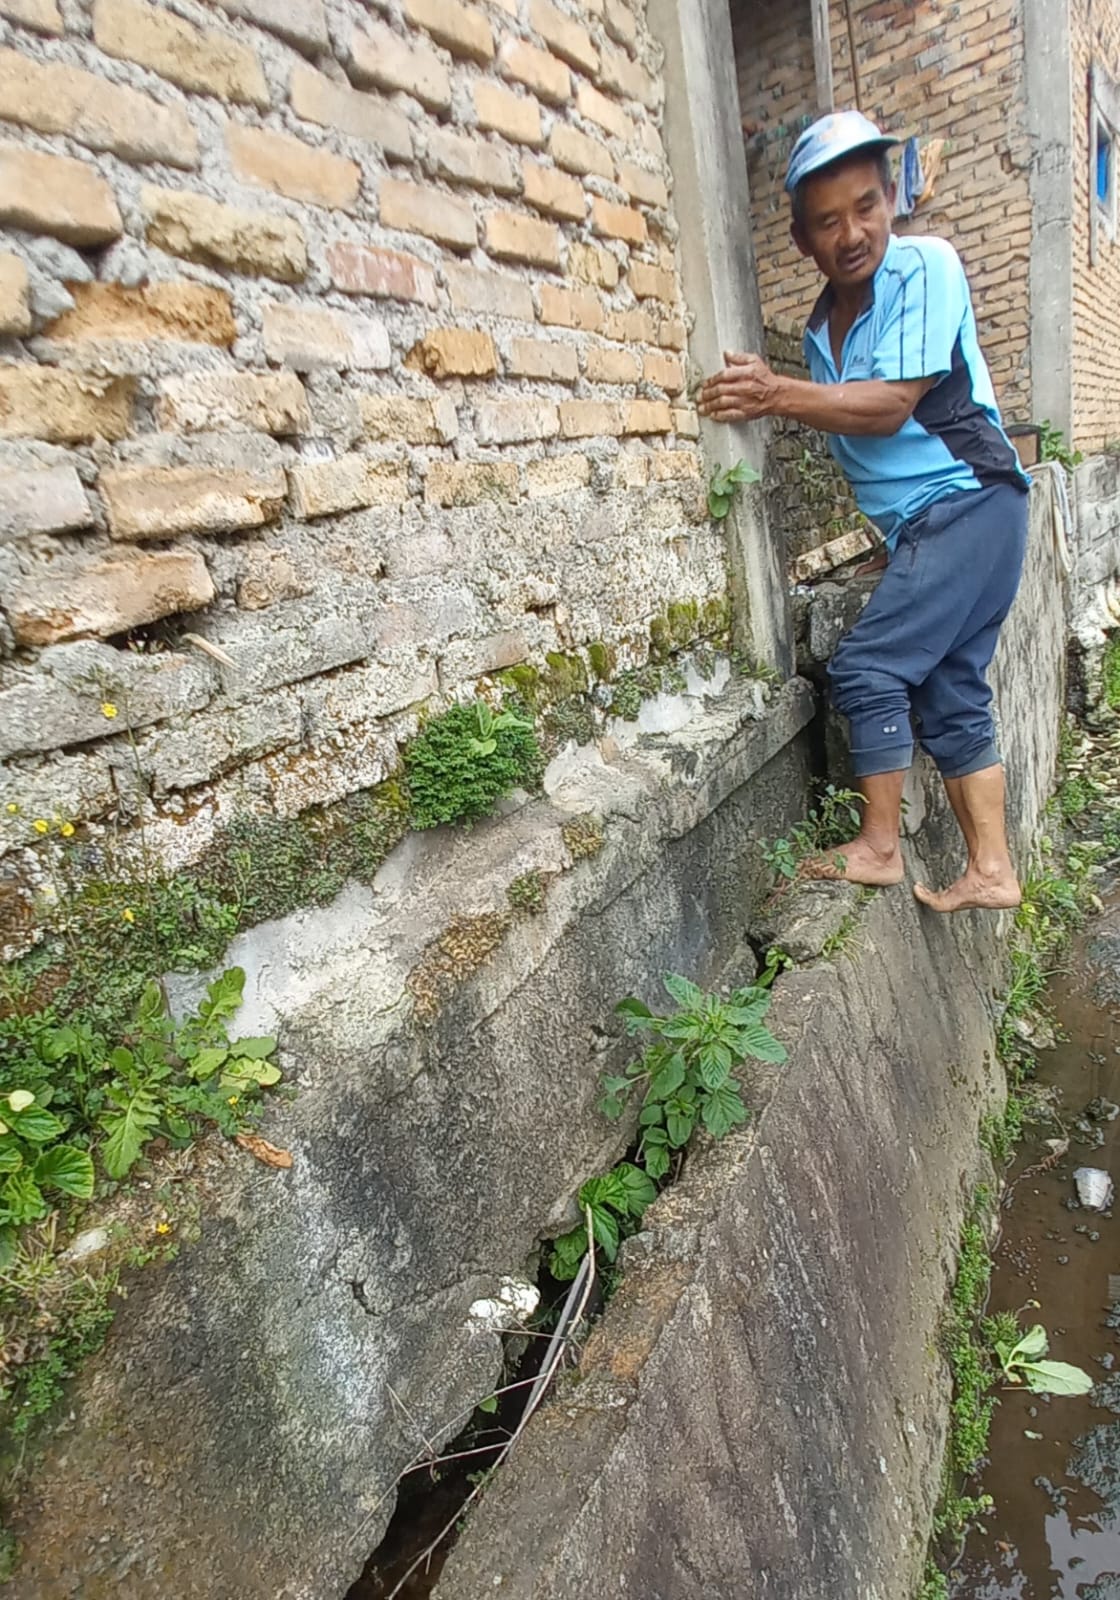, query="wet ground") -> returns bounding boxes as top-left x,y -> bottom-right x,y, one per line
951,902 -> 1120,1599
